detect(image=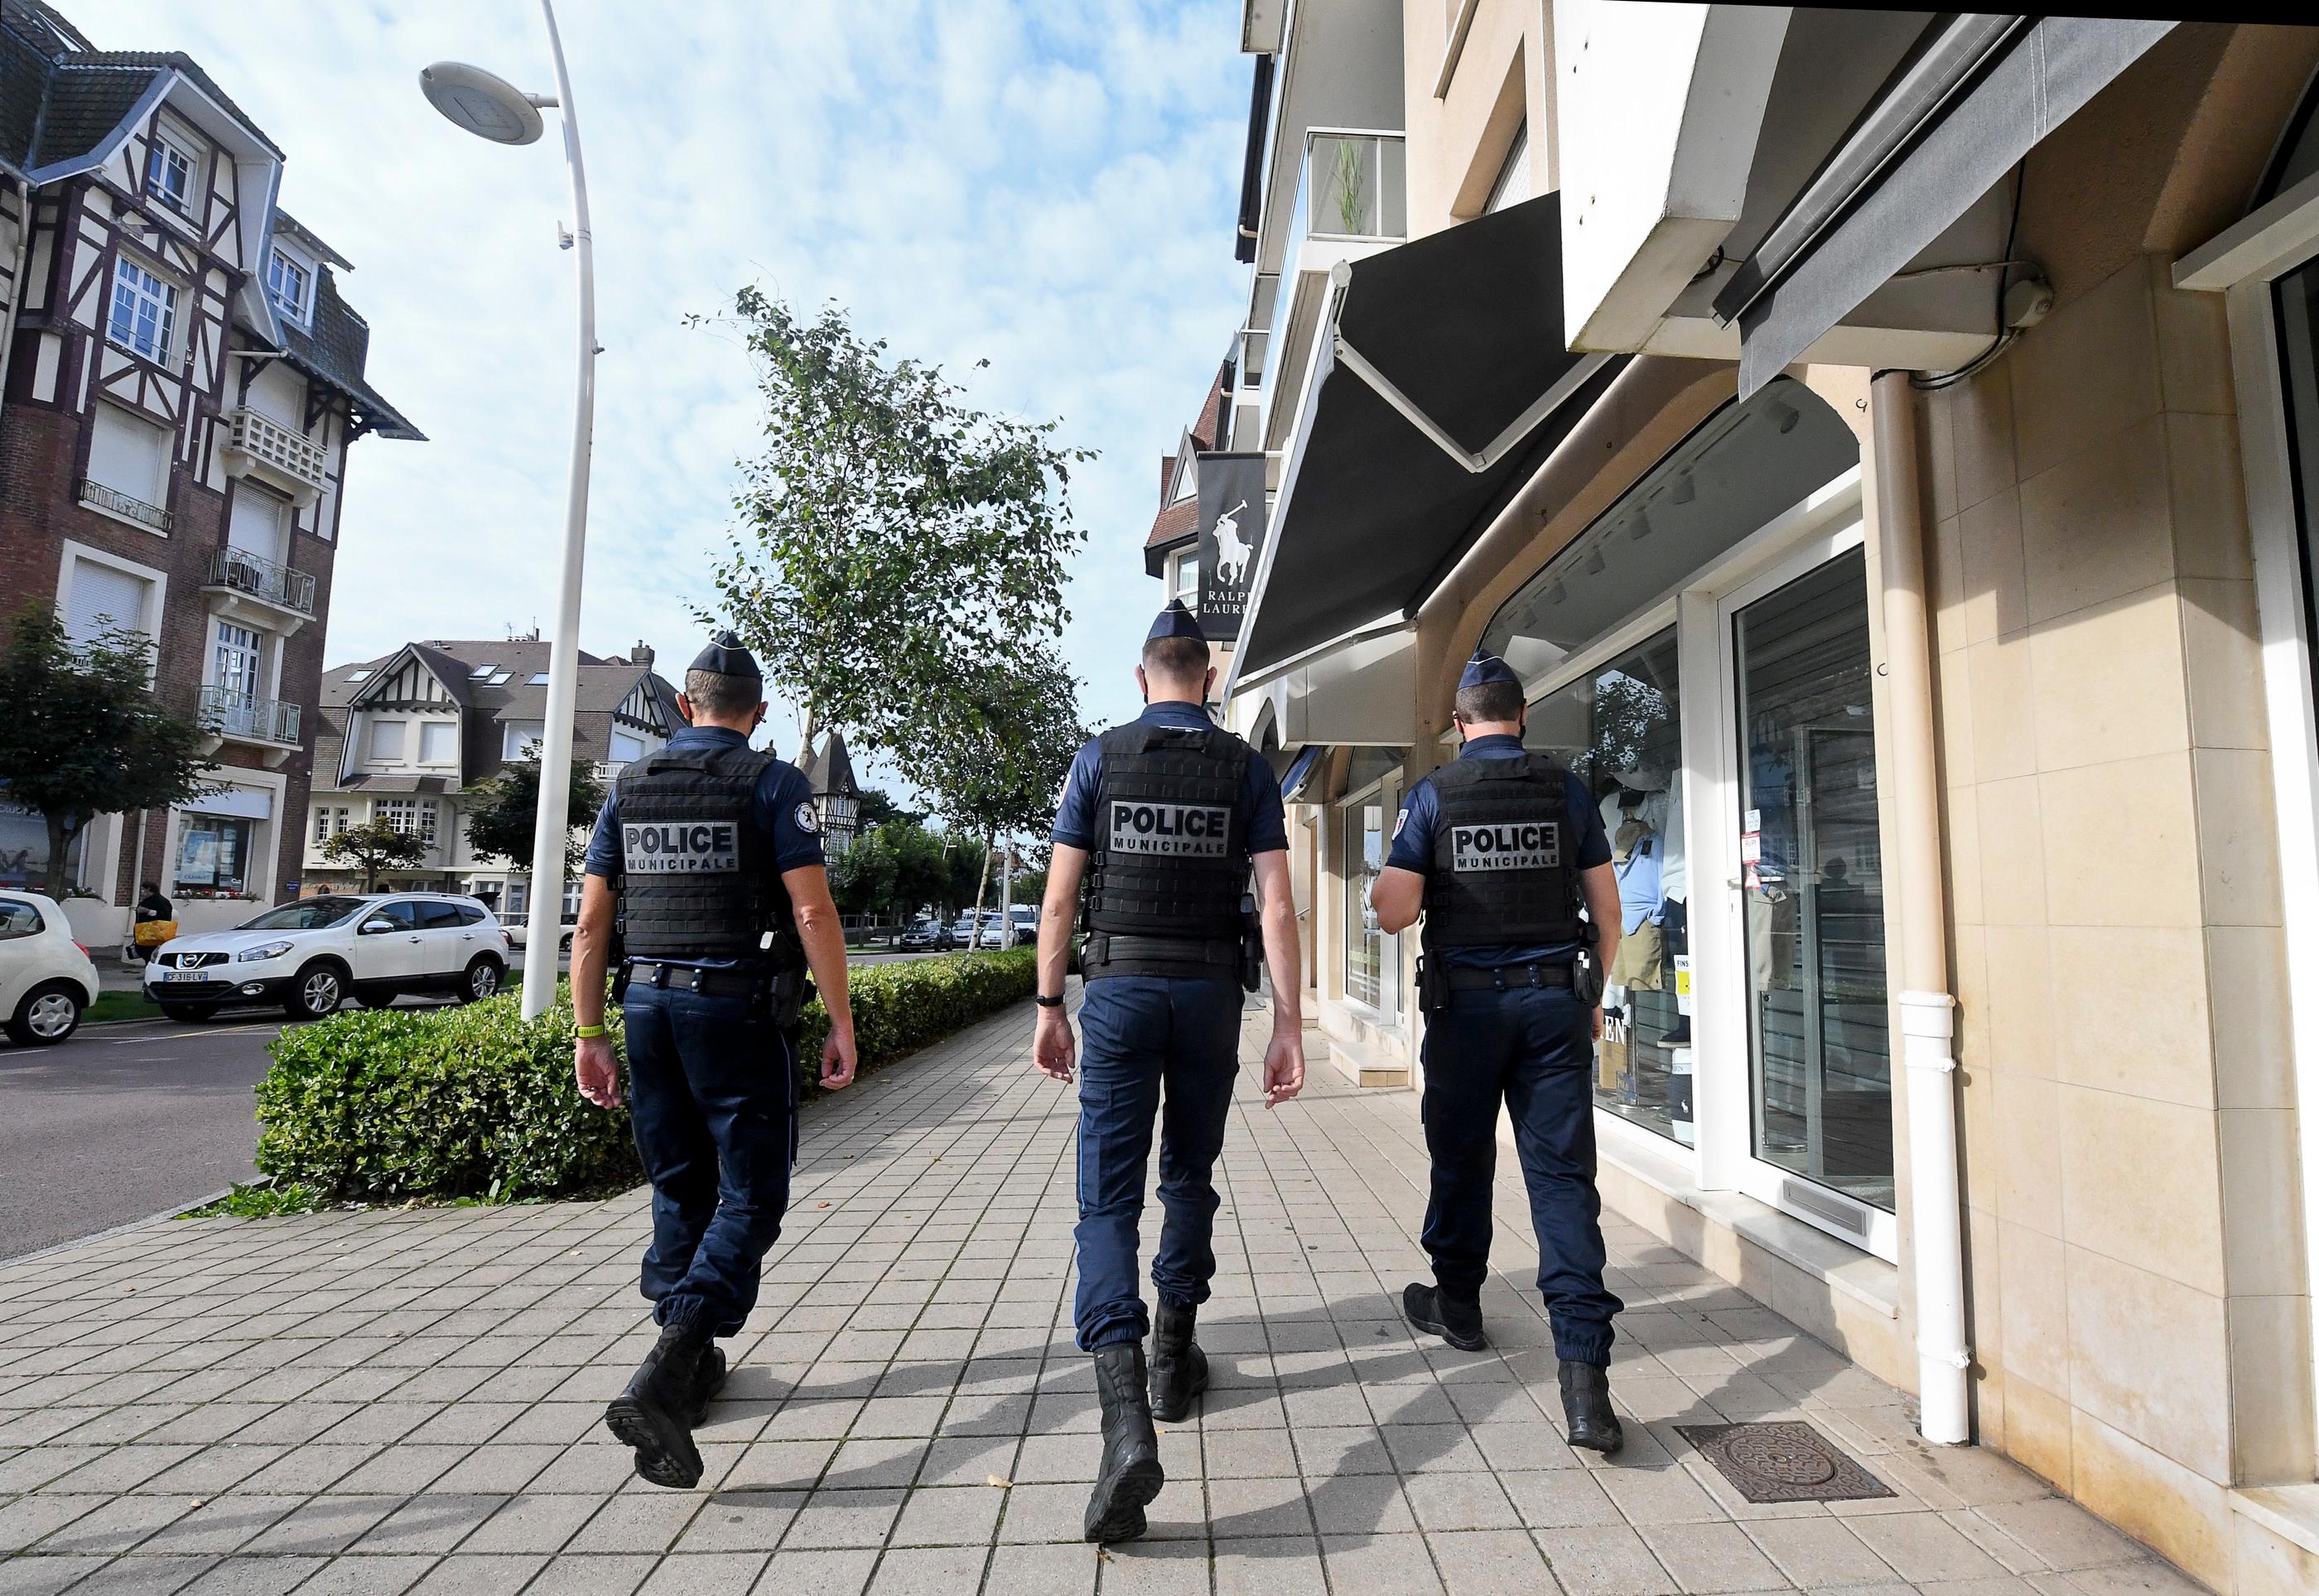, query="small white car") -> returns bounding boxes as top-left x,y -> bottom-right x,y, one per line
145,892 -> 511,1023
0,890 -> 100,1046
